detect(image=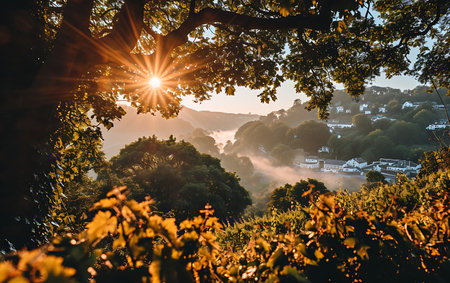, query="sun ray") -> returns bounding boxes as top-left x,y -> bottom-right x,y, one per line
149,77 -> 161,88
